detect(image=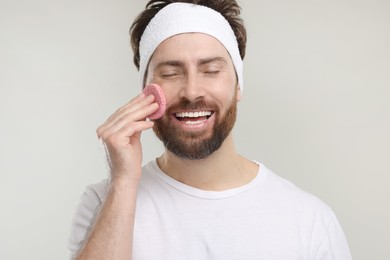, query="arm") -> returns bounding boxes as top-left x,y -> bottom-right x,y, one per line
74,93 -> 158,260
75,179 -> 138,259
